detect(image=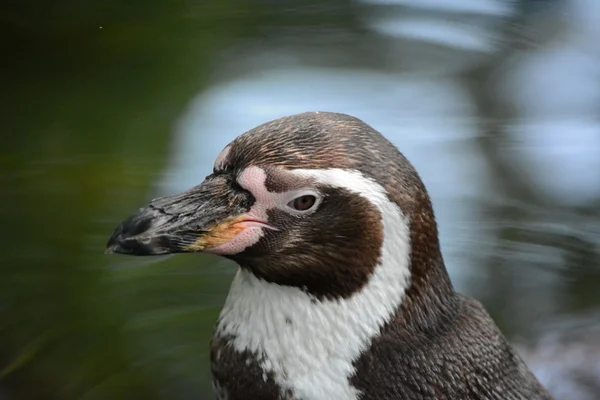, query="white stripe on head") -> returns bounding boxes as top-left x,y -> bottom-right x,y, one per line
216,168 -> 412,400
214,145 -> 231,171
